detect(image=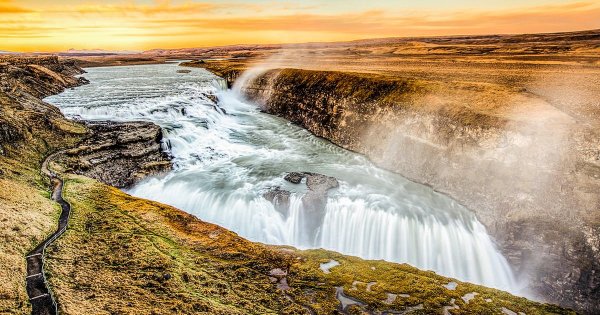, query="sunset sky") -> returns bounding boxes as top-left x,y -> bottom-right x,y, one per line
1,0 -> 599,52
